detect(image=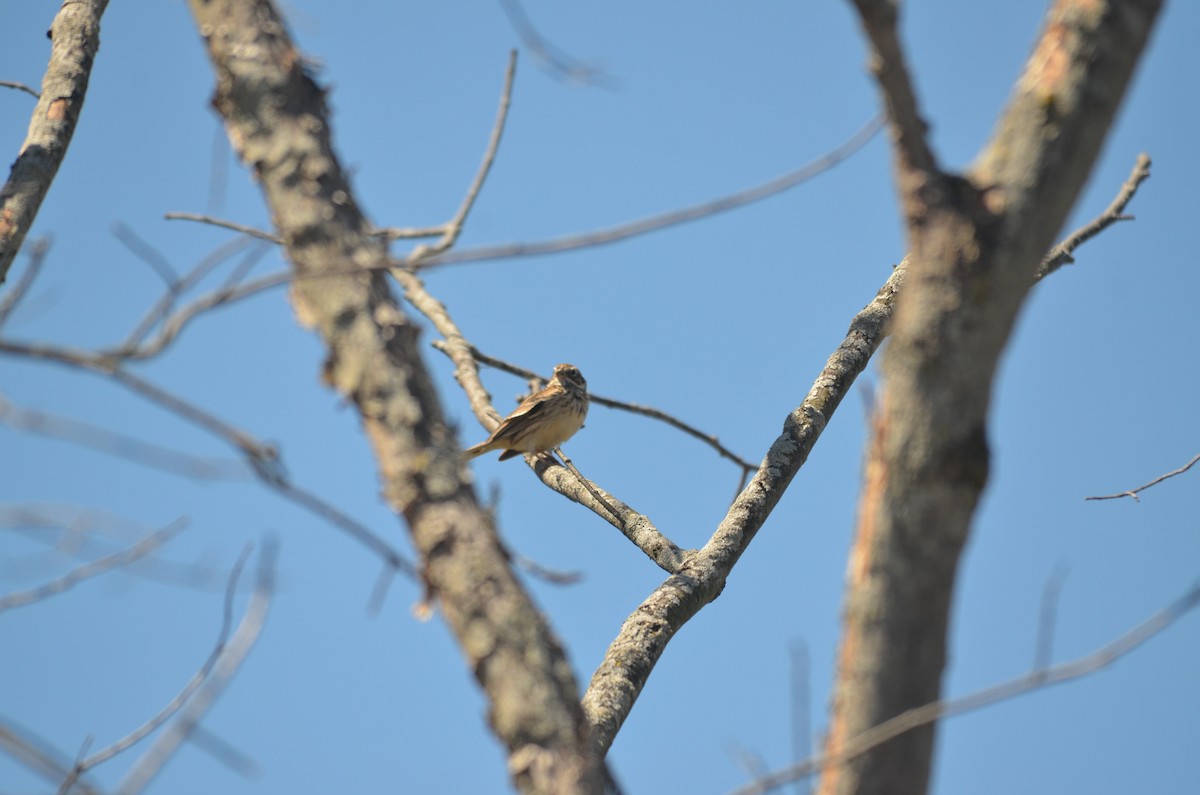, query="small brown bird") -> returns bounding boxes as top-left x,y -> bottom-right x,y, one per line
464,363 -> 589,461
